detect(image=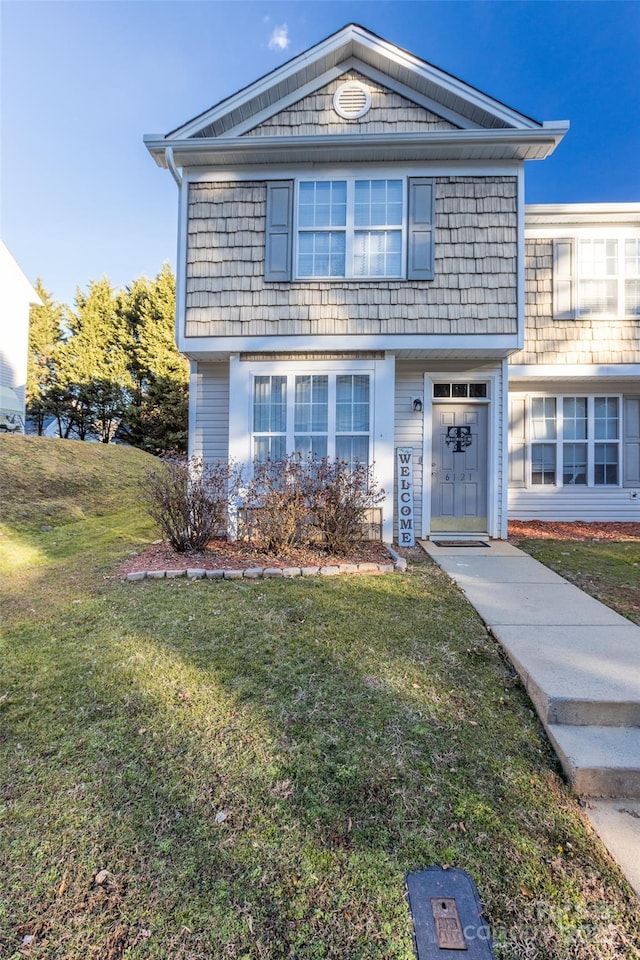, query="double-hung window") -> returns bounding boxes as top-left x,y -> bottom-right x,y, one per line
529,396 -> 620,487
555,237 -> 640,319
252,372 -> 371,467
296,179 -> 404,279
